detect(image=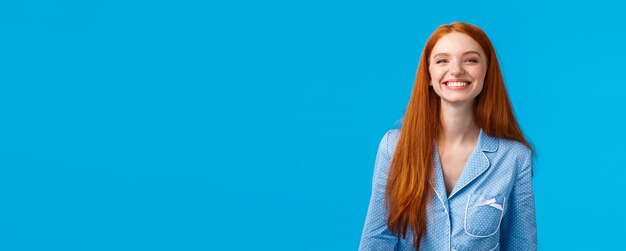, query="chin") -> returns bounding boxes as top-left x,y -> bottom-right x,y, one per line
442,97 -> 475,104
